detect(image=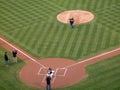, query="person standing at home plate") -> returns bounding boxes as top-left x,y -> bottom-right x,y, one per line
45,67 -> 54,90
46,75 -> 51,90
47,67 -> 54,78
